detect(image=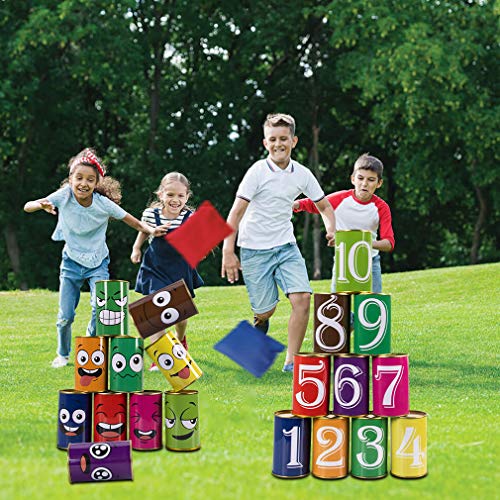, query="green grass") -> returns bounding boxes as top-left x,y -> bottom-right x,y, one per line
0,263 -> 498,499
